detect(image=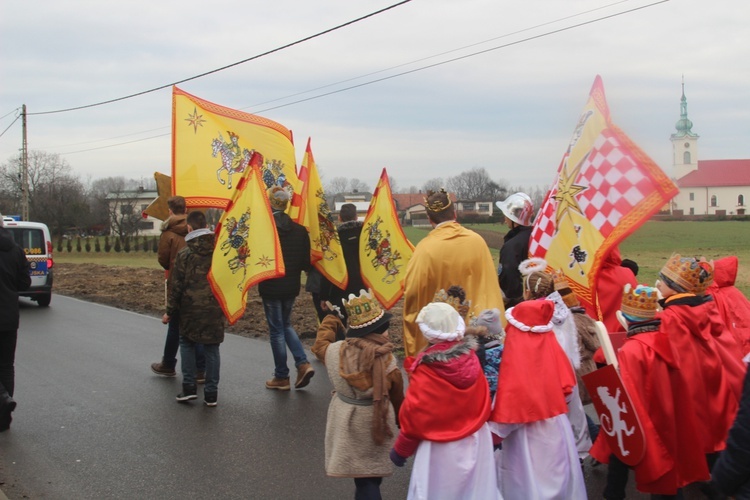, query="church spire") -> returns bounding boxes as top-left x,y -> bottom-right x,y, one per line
673,77 -> 697,138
